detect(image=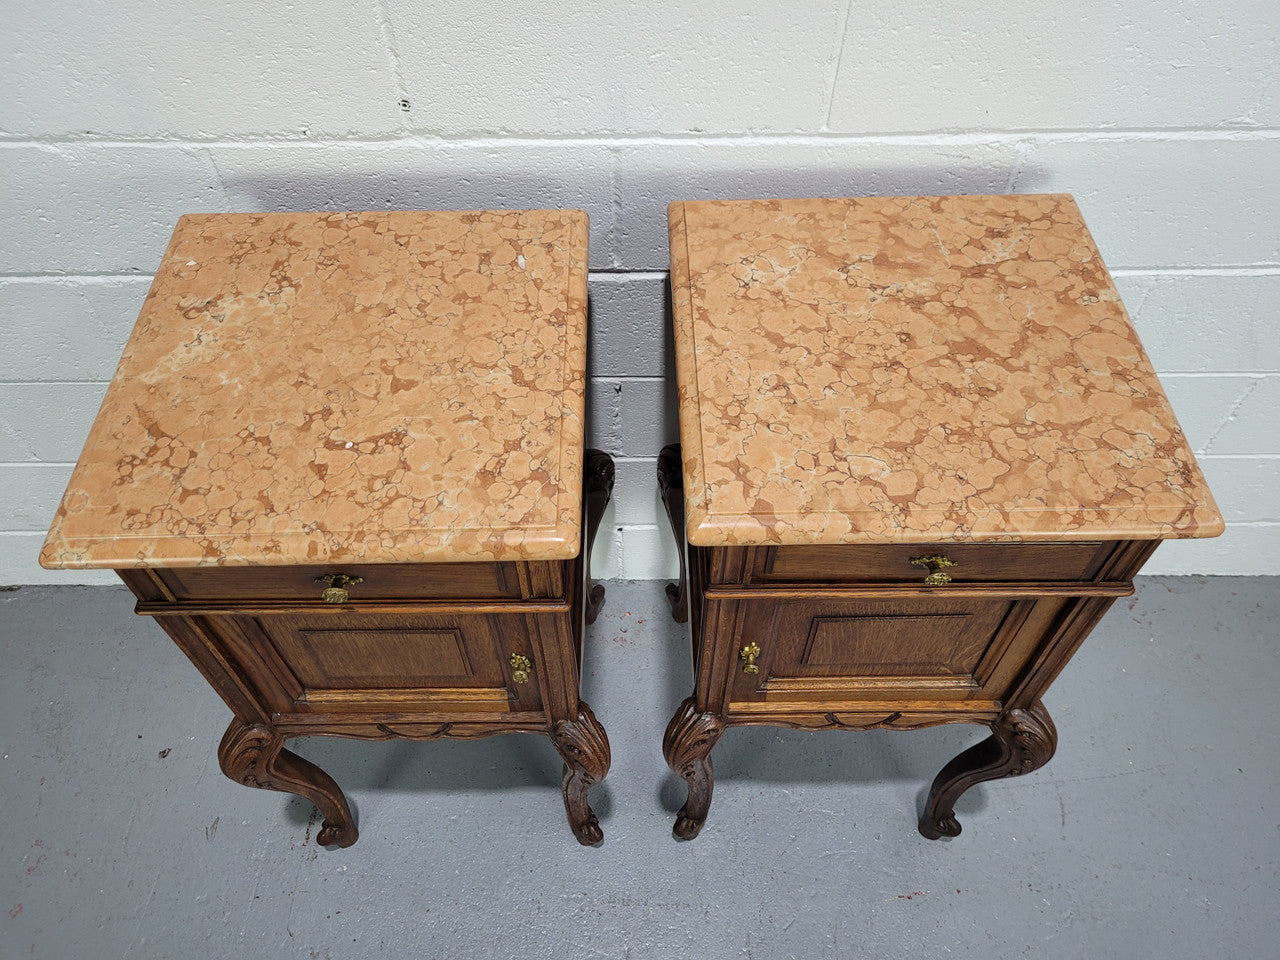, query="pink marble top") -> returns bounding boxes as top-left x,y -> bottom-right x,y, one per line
41,210 -> 590,568
668,194 -> 1224,547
